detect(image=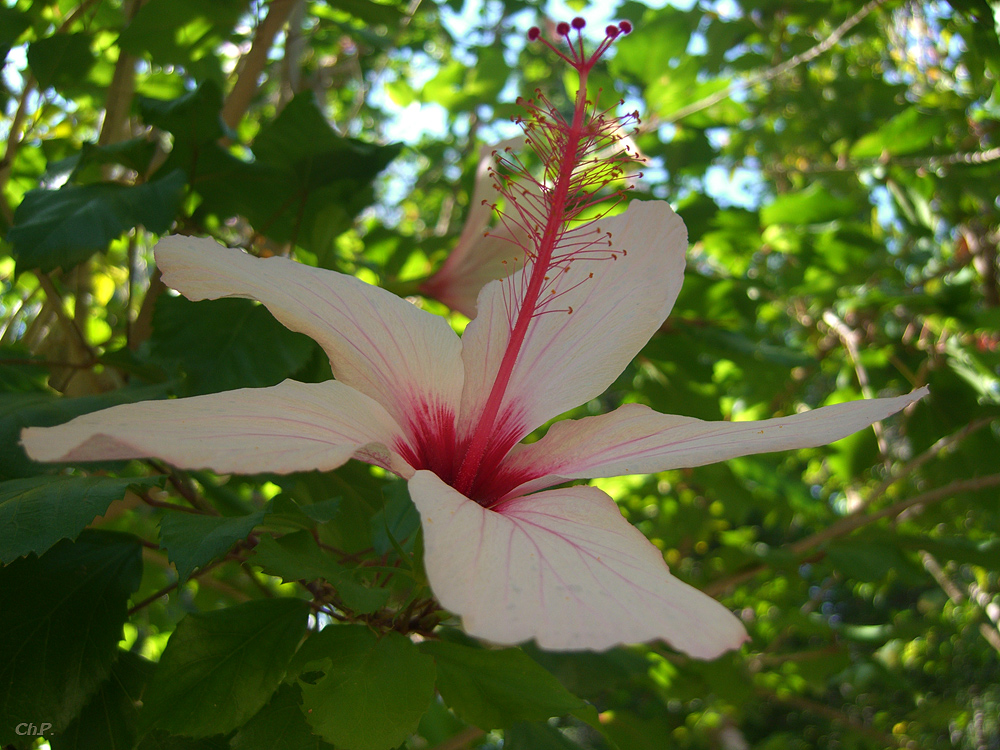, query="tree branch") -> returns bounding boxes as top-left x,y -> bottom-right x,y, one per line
707,472 -> 1000,596
222,0 -> 299,132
